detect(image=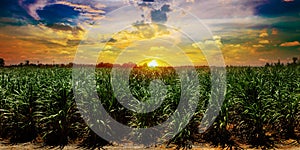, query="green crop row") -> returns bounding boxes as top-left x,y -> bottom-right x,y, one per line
0,65 -> 299,149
